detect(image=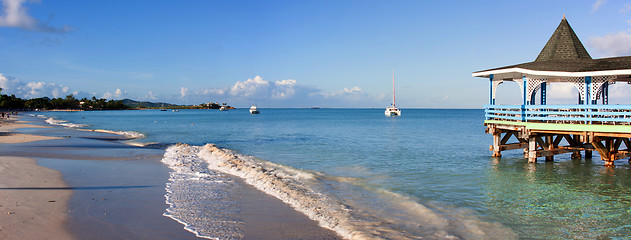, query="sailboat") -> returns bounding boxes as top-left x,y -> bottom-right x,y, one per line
385,71 -> 401,116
